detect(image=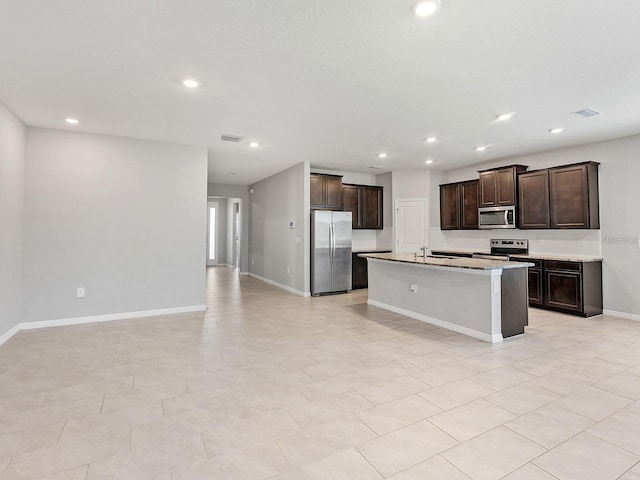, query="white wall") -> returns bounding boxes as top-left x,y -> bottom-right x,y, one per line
434,134 -> 640,317
23,128 -> 208,323
0,103 -> 25,339
376,172 -> 394,250
386,170 -> 432,252
250,162 -> 308,295
207,184 -> 250,273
